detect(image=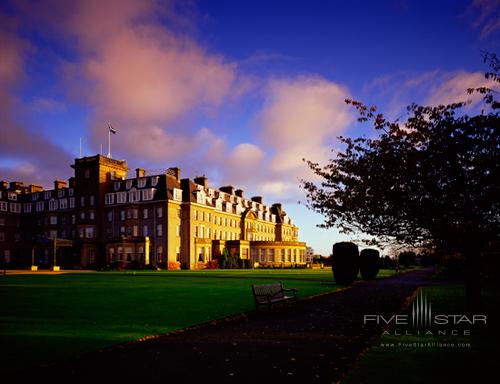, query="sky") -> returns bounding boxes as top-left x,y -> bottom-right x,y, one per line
1,0 -> 499,255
